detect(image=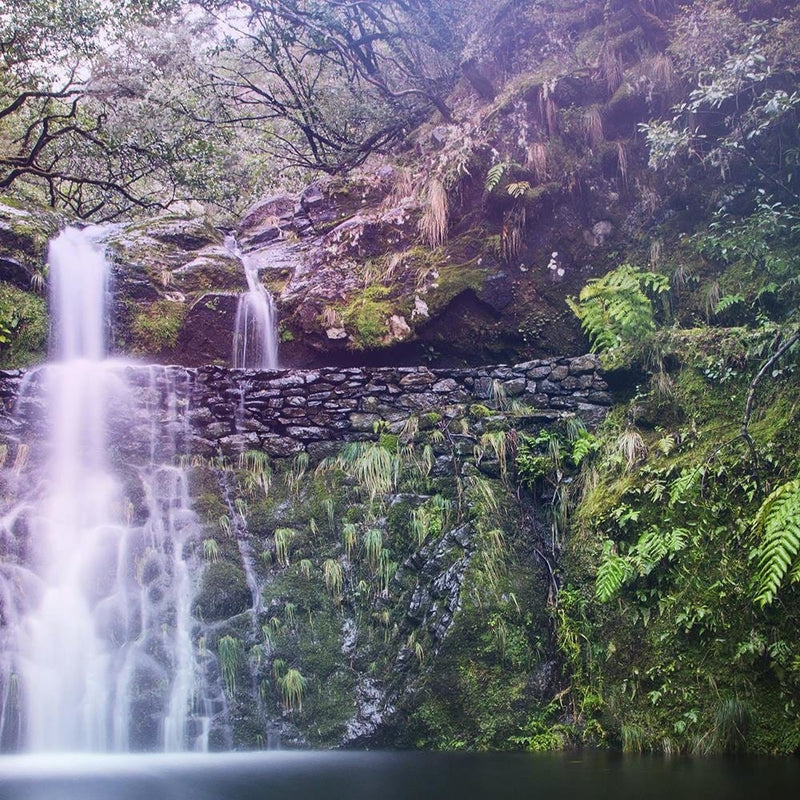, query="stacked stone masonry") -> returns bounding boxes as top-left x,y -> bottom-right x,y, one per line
0,355 -> 610,462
